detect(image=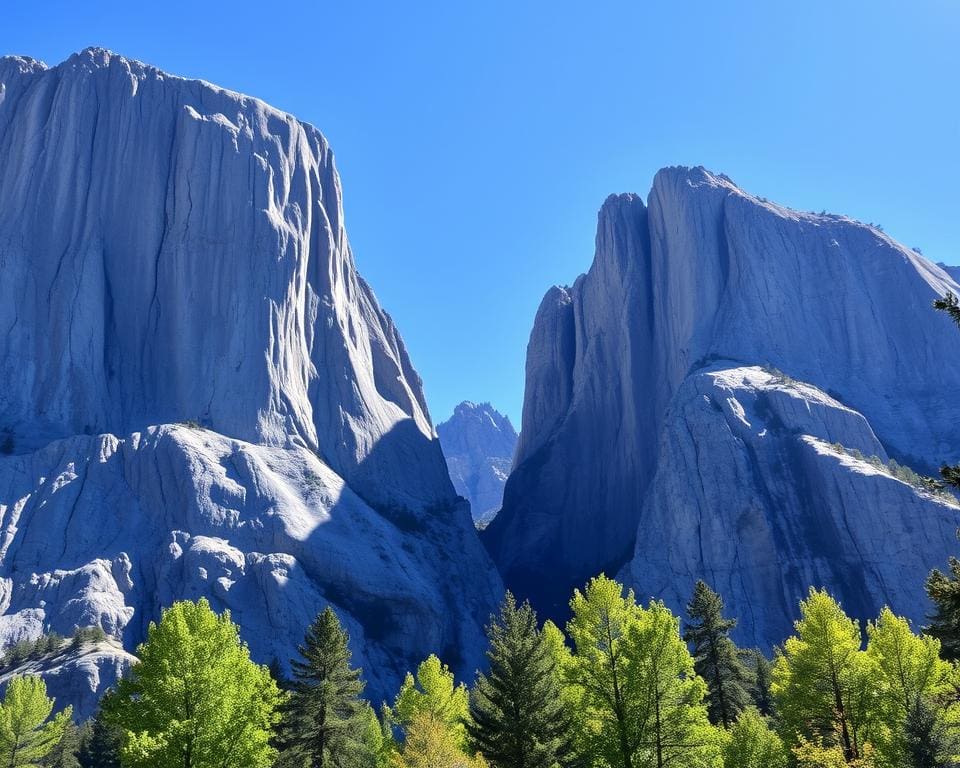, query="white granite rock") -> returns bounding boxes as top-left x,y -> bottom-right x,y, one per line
0,50 -> 502,710
487,167 -> 960,635
0,641 -> 136,721
619,366 -> 960,647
